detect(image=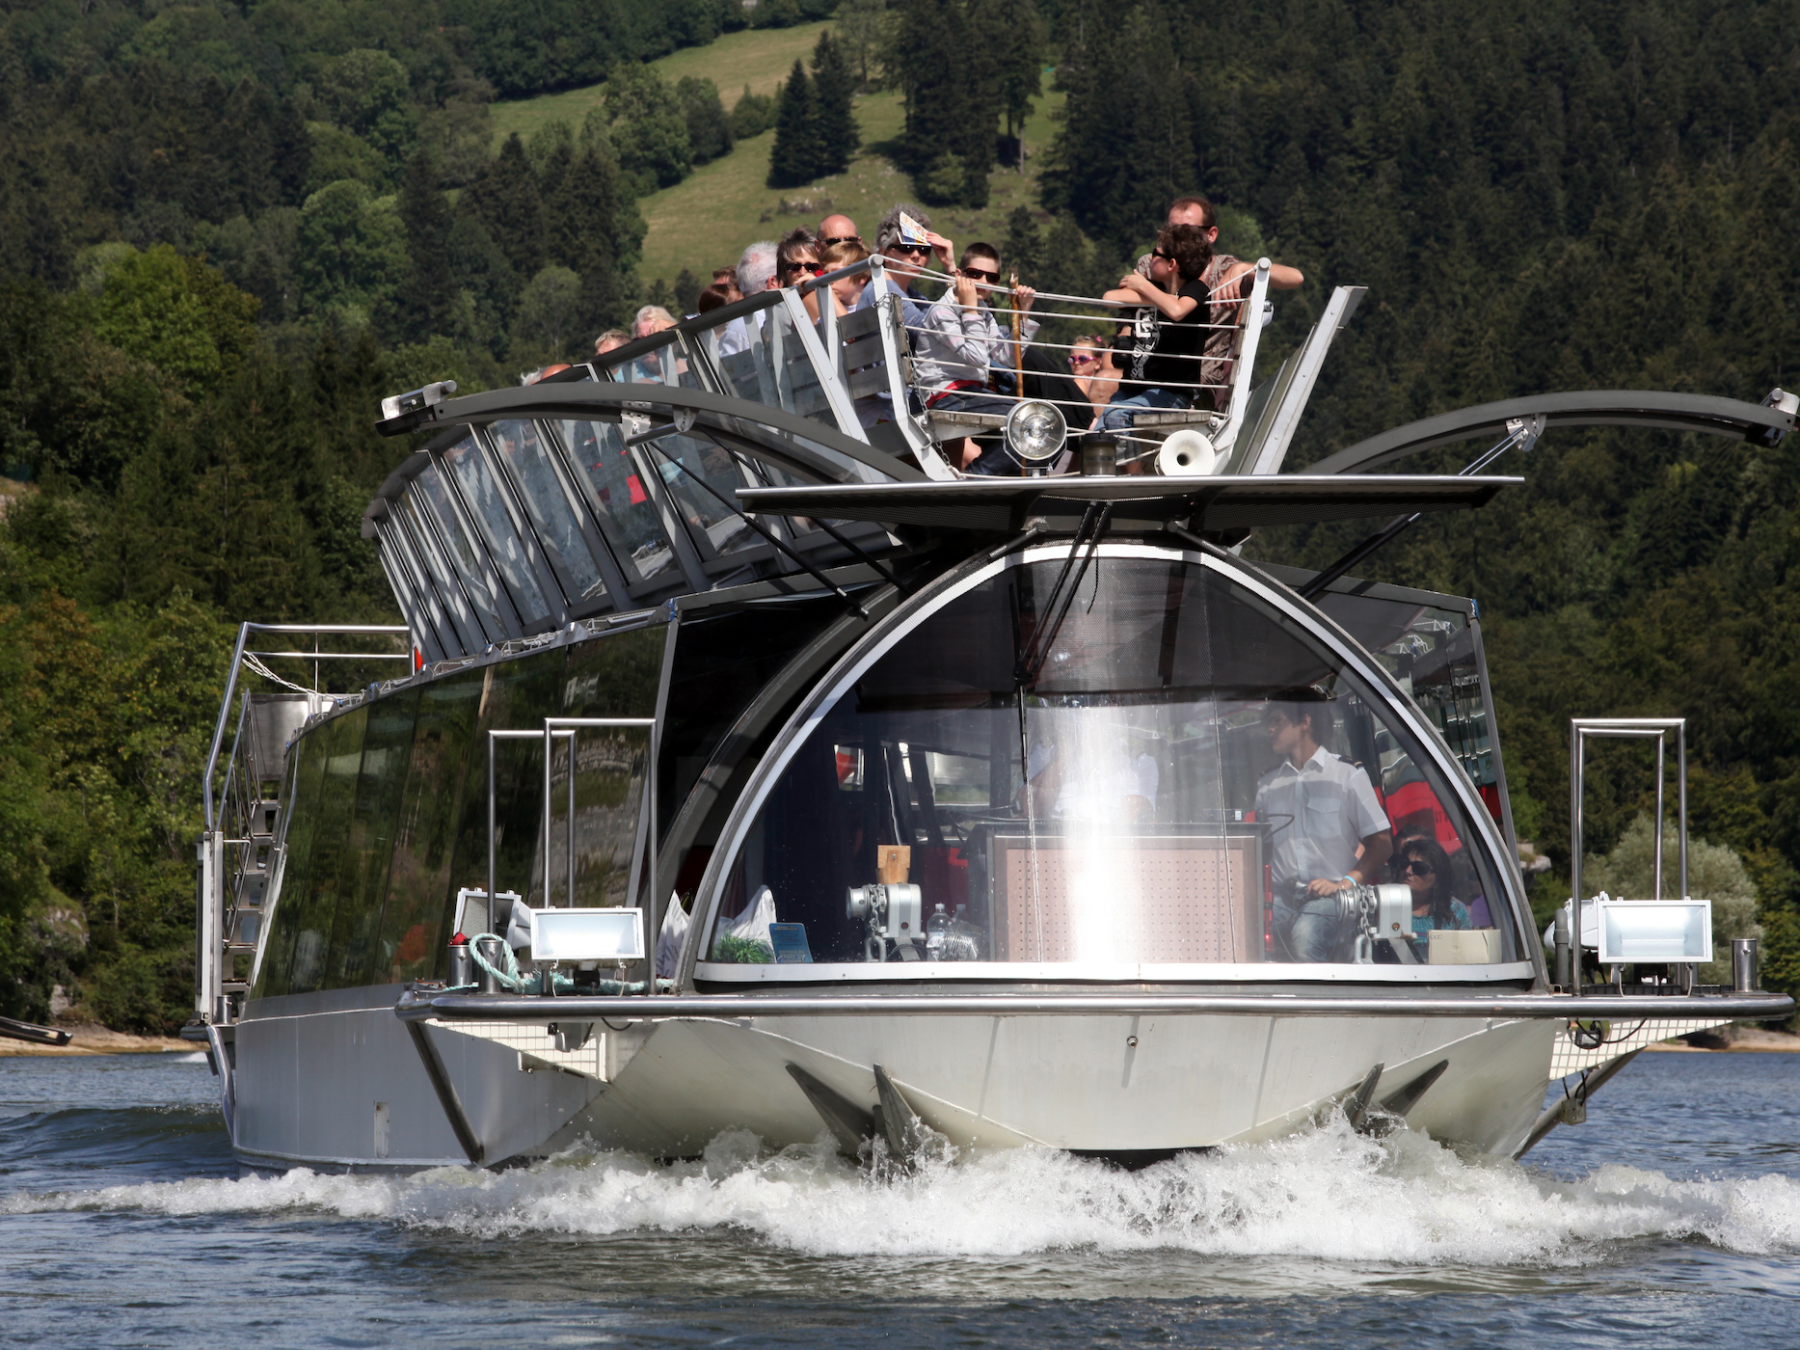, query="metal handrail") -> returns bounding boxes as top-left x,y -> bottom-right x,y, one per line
1567,717 -> 1688,999
397,987 -> 1794,1024
202,623 -> 412,830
